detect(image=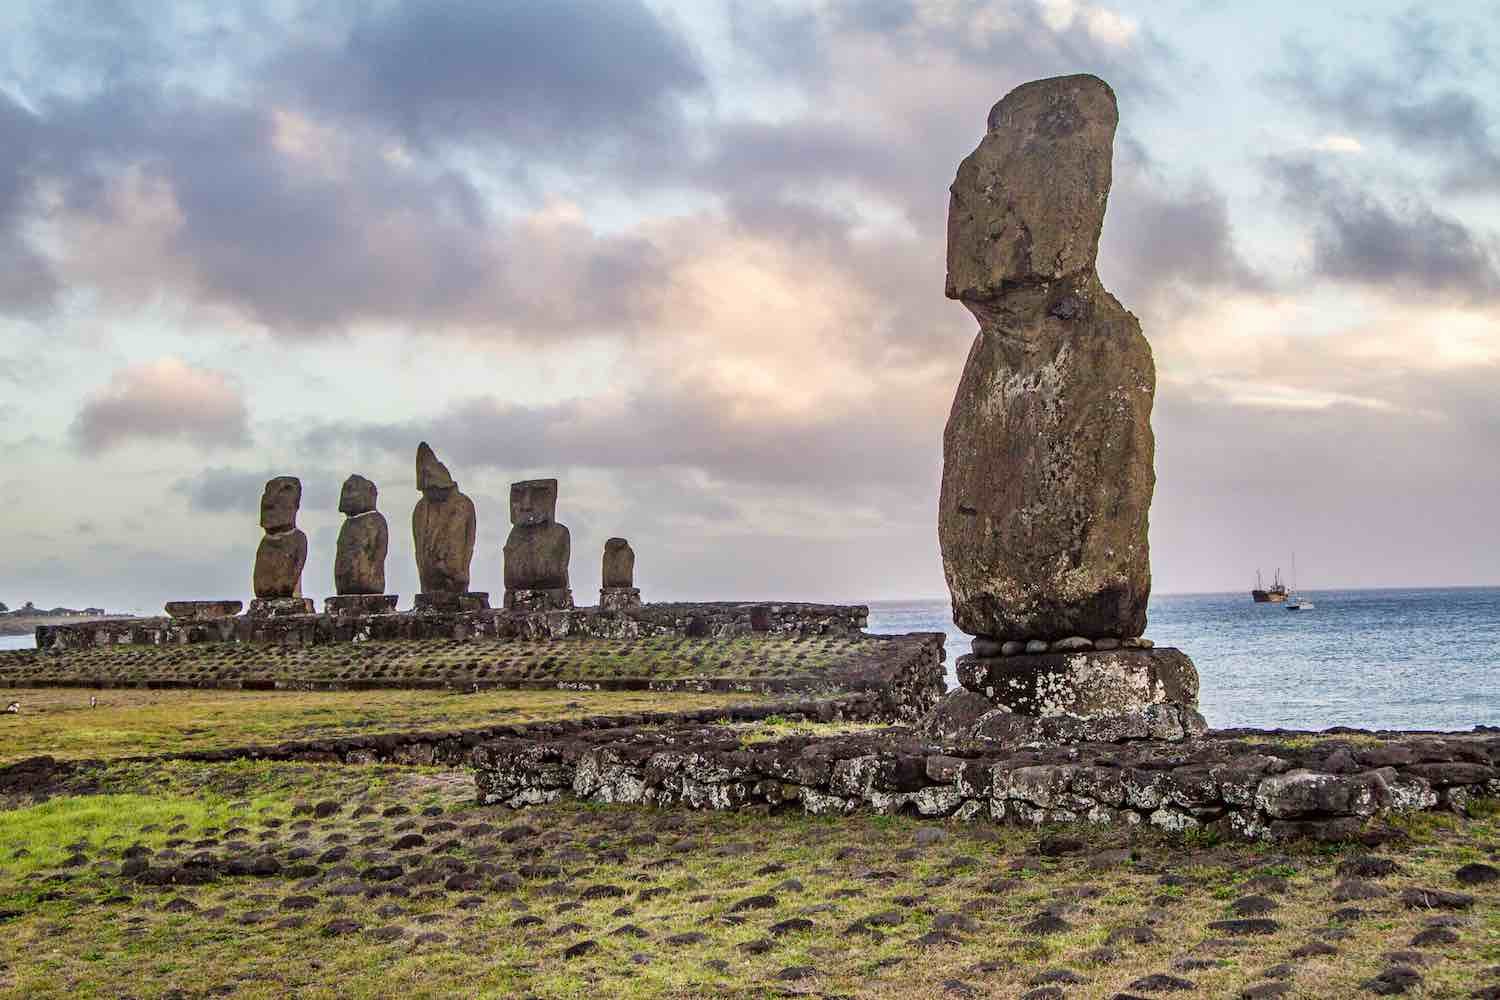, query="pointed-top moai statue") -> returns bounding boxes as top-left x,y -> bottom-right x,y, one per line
599,537 -> 641,611
412,442 -> 487,612
503,478 -> 573,611
326,474 -> 397,615
249,476 -> 314,617
928,75 -> 1204,744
